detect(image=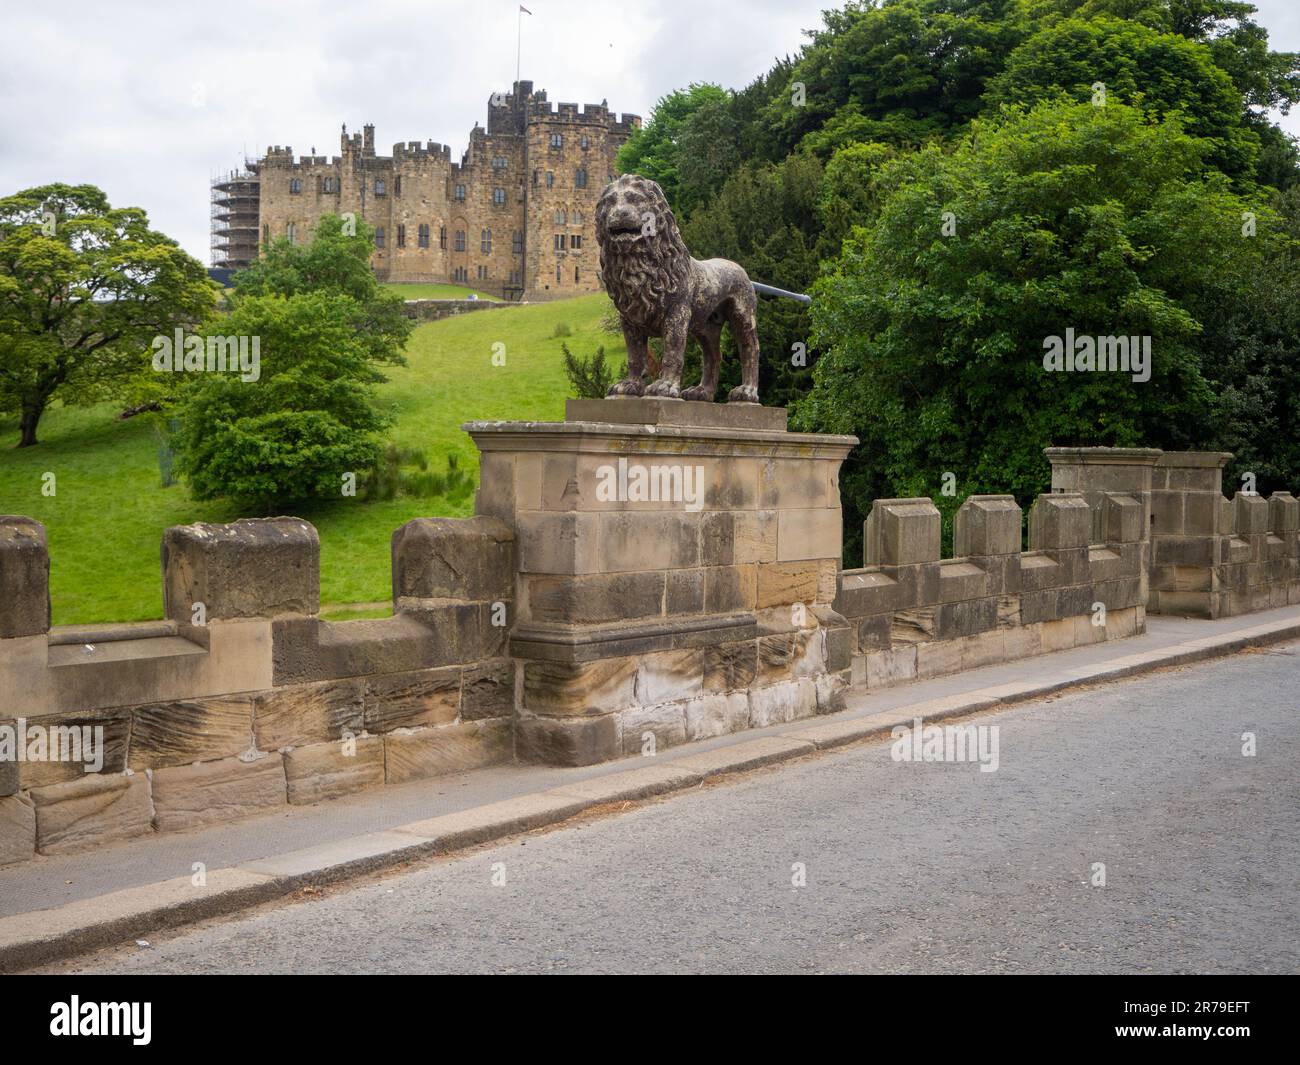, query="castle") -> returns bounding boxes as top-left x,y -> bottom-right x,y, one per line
211,81 -> 640,300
